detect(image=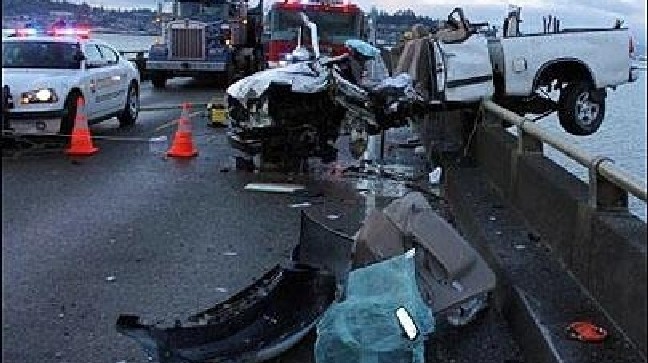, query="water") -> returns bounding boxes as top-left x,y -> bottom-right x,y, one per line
533,72 -> 647,220
101,35 -> 647,219
93,33 -> 157,52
